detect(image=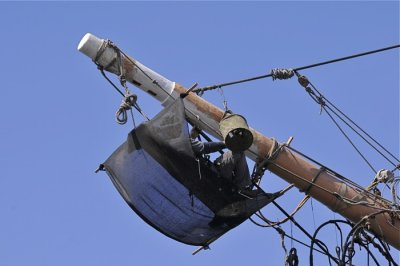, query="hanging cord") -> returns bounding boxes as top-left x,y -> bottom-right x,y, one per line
218,87 -> 229,112
256,196 -> 310,227
192,44 -> 400,94
277,226 -> 300,266
249,219 -> 331,258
